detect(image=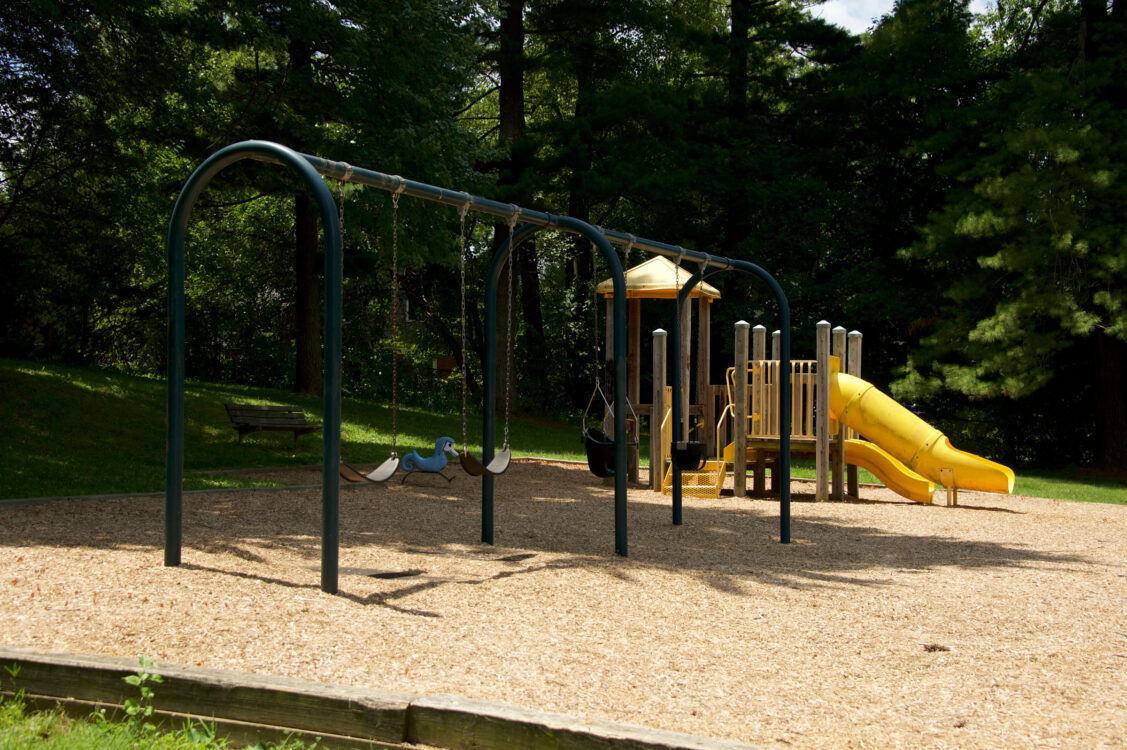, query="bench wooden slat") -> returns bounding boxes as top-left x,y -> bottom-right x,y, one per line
232,417 -> 310,425
225,403 -> 321,445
